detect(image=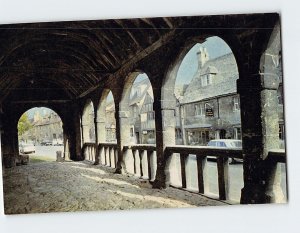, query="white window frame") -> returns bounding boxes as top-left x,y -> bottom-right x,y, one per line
201,75 -> 207,86
201,74 -> 213,87
233,96 -> 240,111
195,103 -> 204,116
